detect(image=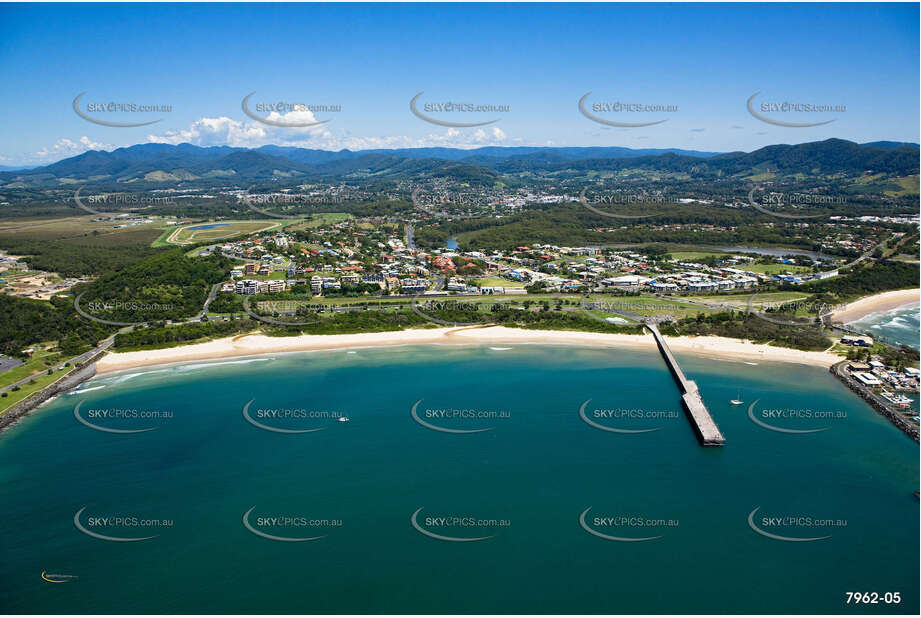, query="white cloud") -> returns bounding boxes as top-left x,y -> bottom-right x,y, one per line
145,115 -> 509,151
15,115 -> 513,166
34,136 -> 112,161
